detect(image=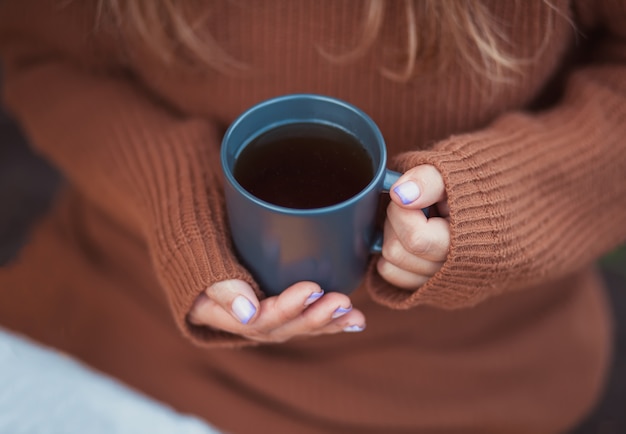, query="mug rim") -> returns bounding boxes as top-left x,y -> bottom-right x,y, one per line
221,93 -> 387,216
